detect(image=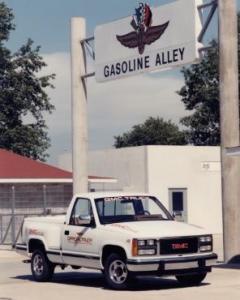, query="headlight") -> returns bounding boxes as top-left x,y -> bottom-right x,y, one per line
132,239 -> 157,256
147,239 -> 156,246
137,240 -> 146,246
199,235 -> 213,252
199,245 -> 212,252
199,236 -> 212,243
138,249 -> 156,255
